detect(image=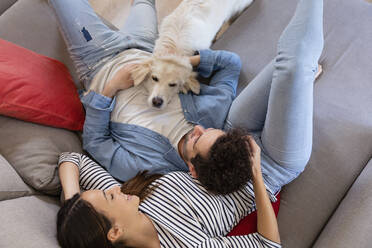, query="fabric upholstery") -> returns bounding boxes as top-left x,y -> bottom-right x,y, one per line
0,154 -> 36,201
0,39 -> 85,131
0,0 -> 17,15
228,193 -> 281,236
0,115 -> 82,195
0,0 -> 80,87
0,195 -> 60,248
212,0 -> 372,247
313,159 -> 372,248
0,0 -> 119,89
